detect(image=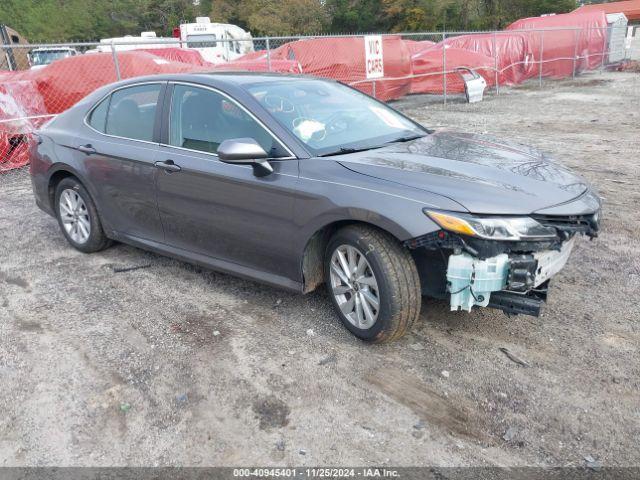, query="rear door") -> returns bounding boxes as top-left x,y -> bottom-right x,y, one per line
80,82 -> 165,242
155,82 -> 300,283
